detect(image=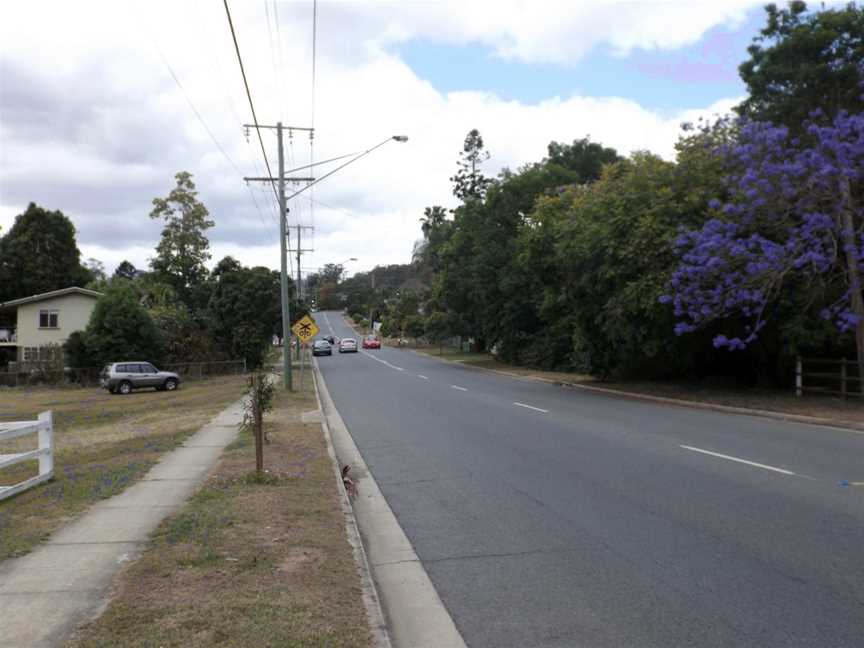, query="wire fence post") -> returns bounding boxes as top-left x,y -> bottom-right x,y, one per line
841,358 -> 847,400
795,355 -> 803,398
